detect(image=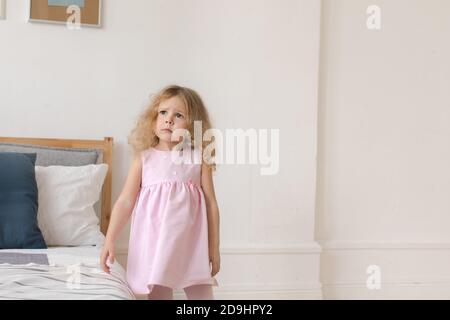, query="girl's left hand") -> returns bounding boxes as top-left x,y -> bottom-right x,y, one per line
209,248 -> 221,277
